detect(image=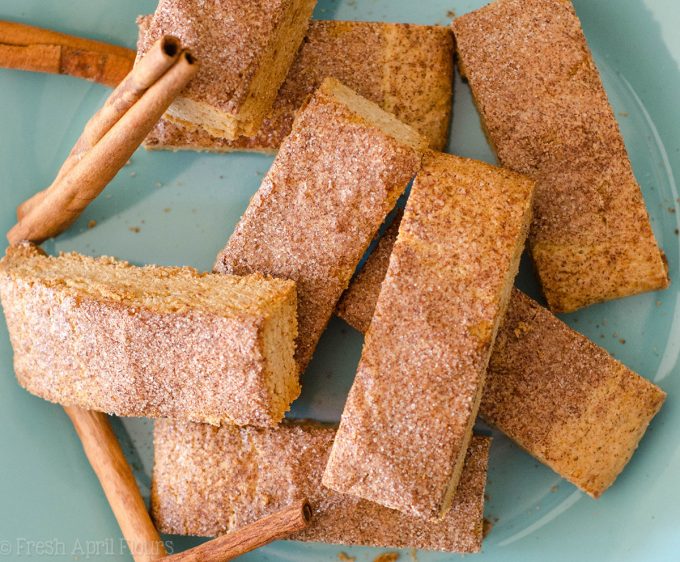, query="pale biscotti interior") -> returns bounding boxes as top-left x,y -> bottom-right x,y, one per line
139,0 -> 317,139
152,419 -> 490,553
324,78 -> 426,149
139,18 -> 454,153
1,243 -> 294,318
0,243 -> 299,425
